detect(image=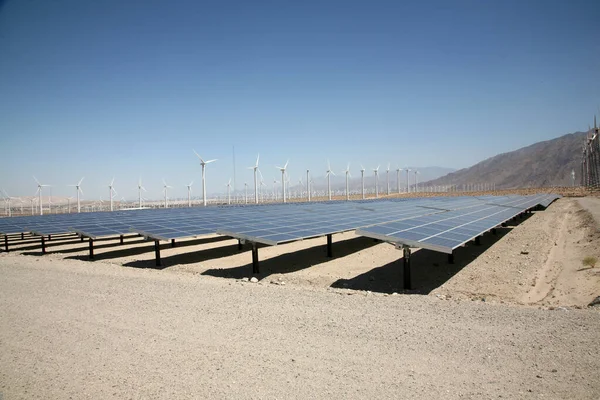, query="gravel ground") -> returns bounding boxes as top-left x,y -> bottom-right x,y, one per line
1,196 -> 600,399
1,255 -> 599,399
